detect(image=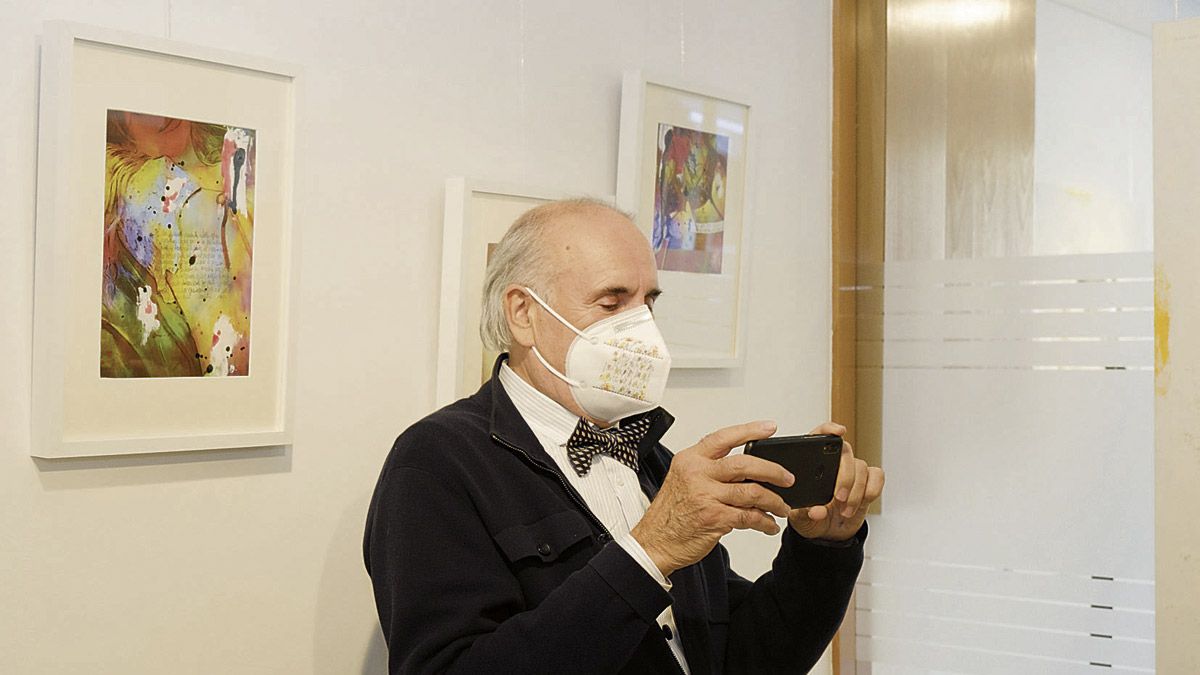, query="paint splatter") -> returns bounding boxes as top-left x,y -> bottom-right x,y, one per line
222,128 -> 253,216
135,285 -> 160,345
161,175 -> 186,214
207,314 -> 243,377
